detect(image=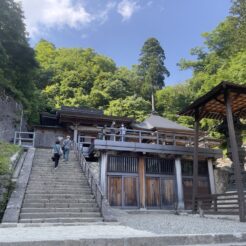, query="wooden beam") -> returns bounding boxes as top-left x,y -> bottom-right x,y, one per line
192,108 -> 199,212
224,90 -> 246,222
